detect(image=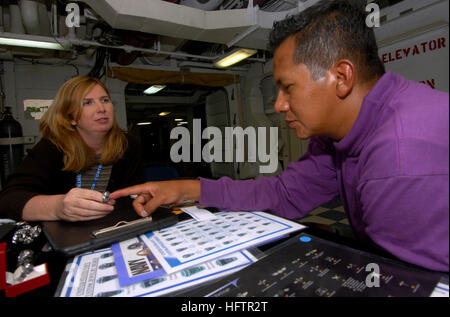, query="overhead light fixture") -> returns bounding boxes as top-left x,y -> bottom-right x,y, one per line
214,48 -> 257,68
143,85 -> 166,95
137,122 -> 152,125
0,32 -> 66,50
174,118 -> 184,122
159,112 -> 171,116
